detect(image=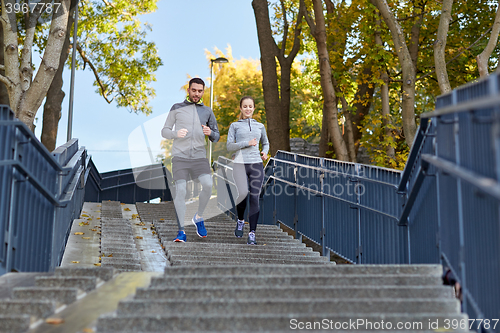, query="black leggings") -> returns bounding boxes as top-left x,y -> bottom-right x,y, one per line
233,163 -> 264,232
